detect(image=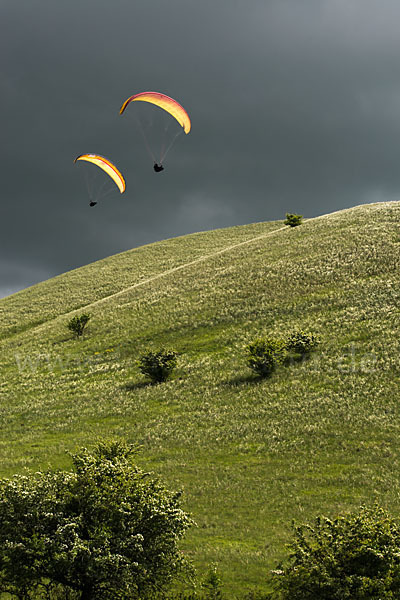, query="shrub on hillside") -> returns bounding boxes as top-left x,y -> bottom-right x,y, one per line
285,330 -> 318,357
67,313 -> 90,338
272,504 -> 400,599
284,213 -> 303,227
0,440 -> 193,599
138,348 -> 178,384
246,338 -> 285,378
150,564 -> 225,600
201,564 -> 224,600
